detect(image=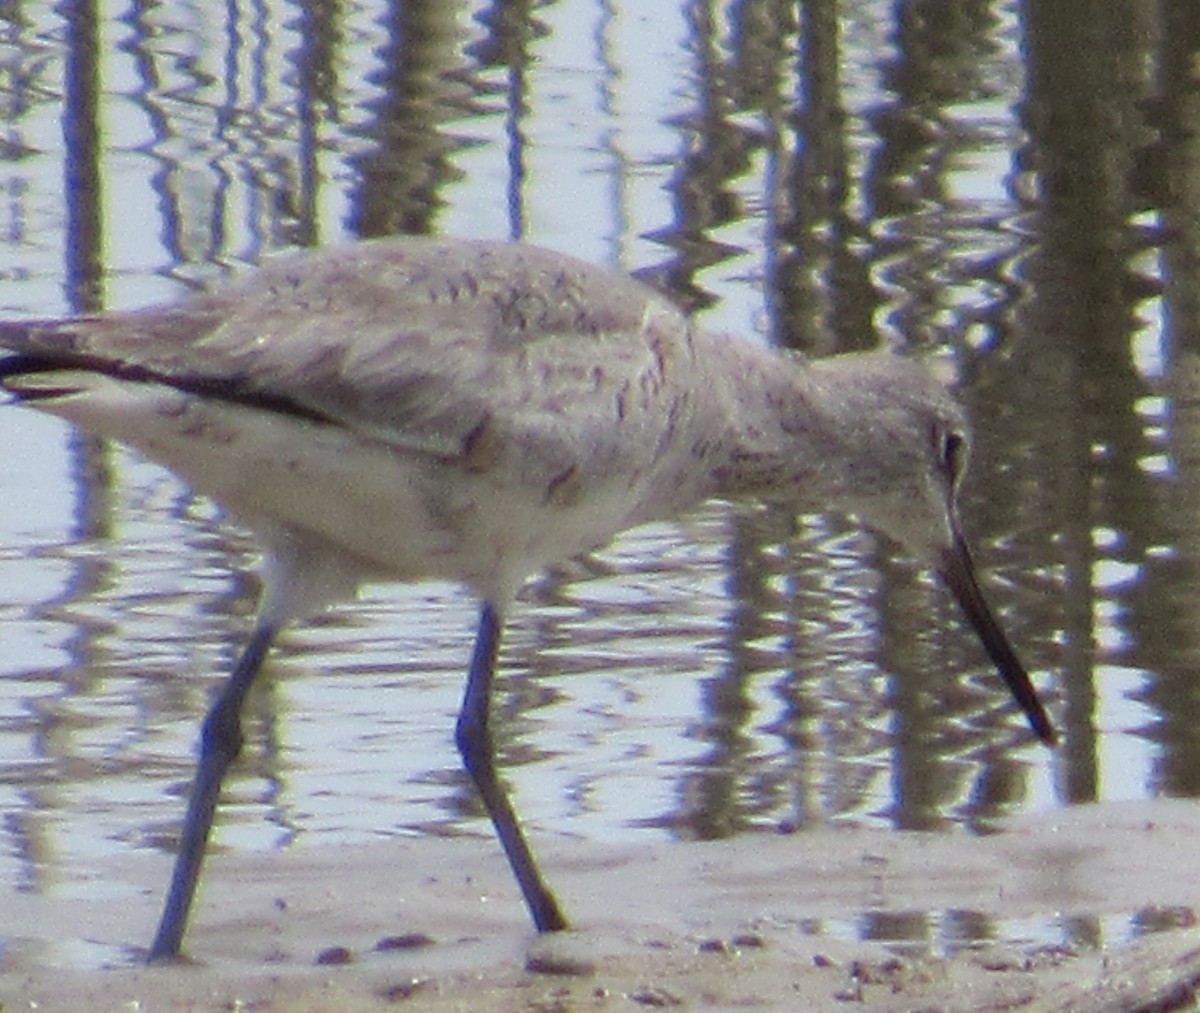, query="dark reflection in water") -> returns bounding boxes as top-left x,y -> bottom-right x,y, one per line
0,0 -> 1197,961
